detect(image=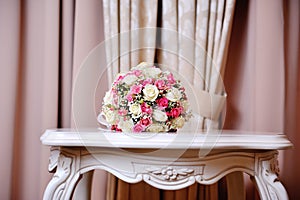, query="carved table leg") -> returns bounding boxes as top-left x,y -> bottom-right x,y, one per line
43,149 -> 82,200
251,151 -> 289,200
